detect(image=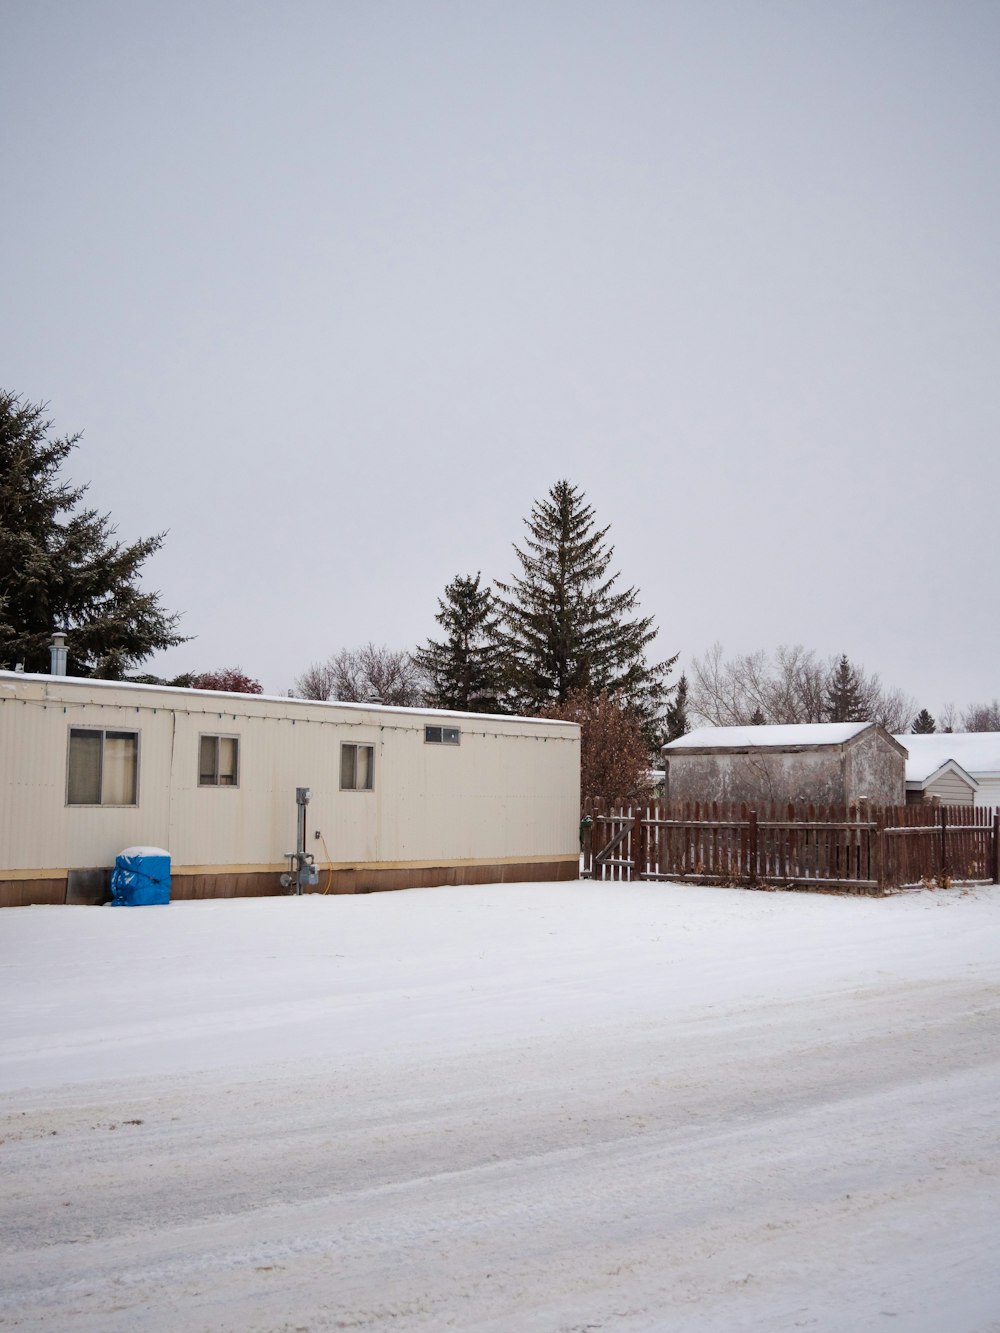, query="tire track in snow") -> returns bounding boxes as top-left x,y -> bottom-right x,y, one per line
2,977 -> 999,1331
